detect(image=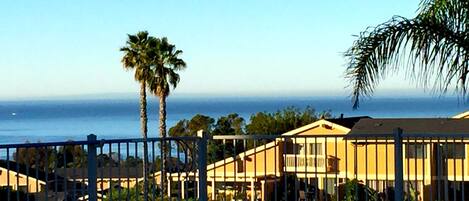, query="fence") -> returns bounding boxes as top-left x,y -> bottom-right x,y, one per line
0,129 -> 468,201
0,134 -> 206,201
